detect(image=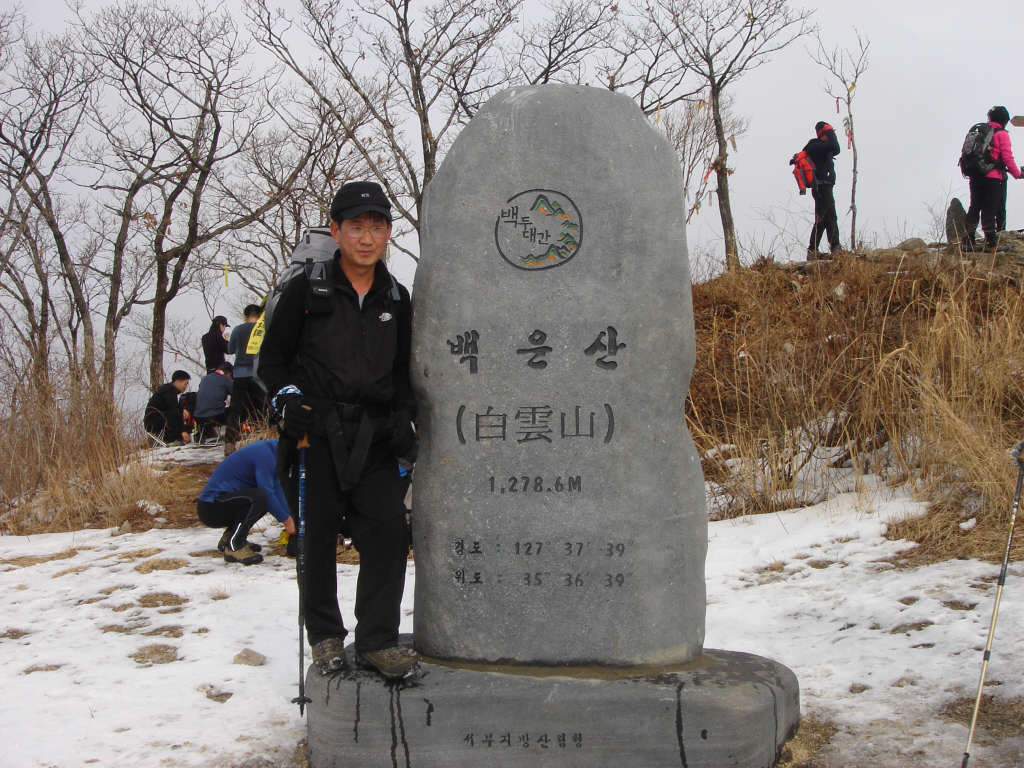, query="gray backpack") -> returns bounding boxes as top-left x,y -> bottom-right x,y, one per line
249,227 -> 399,391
